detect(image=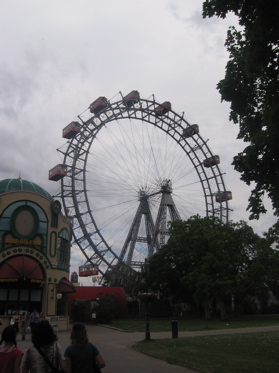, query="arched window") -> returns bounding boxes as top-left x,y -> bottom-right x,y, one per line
57,228 -> 70,270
